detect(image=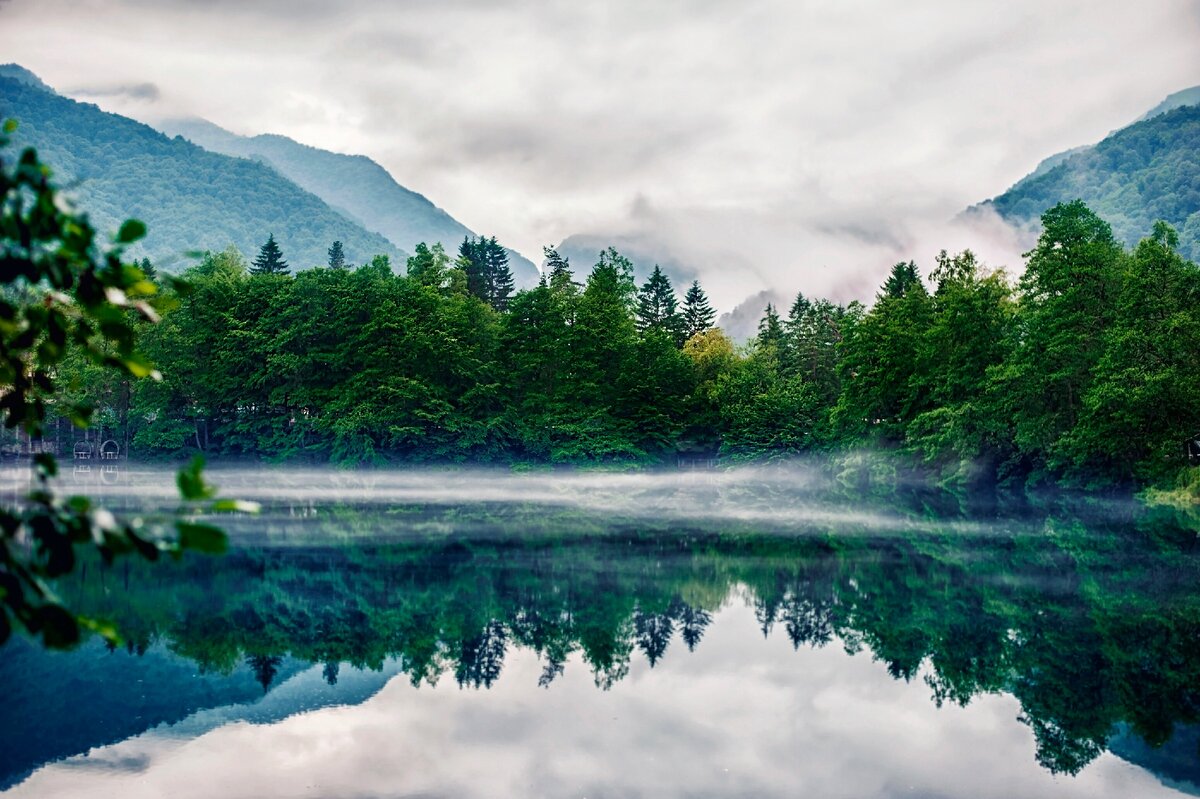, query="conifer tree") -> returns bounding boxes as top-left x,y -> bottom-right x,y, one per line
327,240 -> 346,269
459,236 -> 515,311
485,237 -> 515,310
544,246 -> 576,292
881,261 -> 921,299
682,280 -> 716,339
756,304 -> 785,354
636,265 -> 684,343
138,256 -> 157,281
251,233 -> 289,275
